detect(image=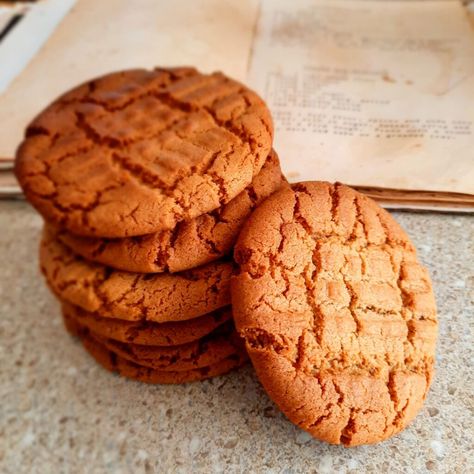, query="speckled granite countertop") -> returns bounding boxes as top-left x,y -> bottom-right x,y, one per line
0,201 -> 472,474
